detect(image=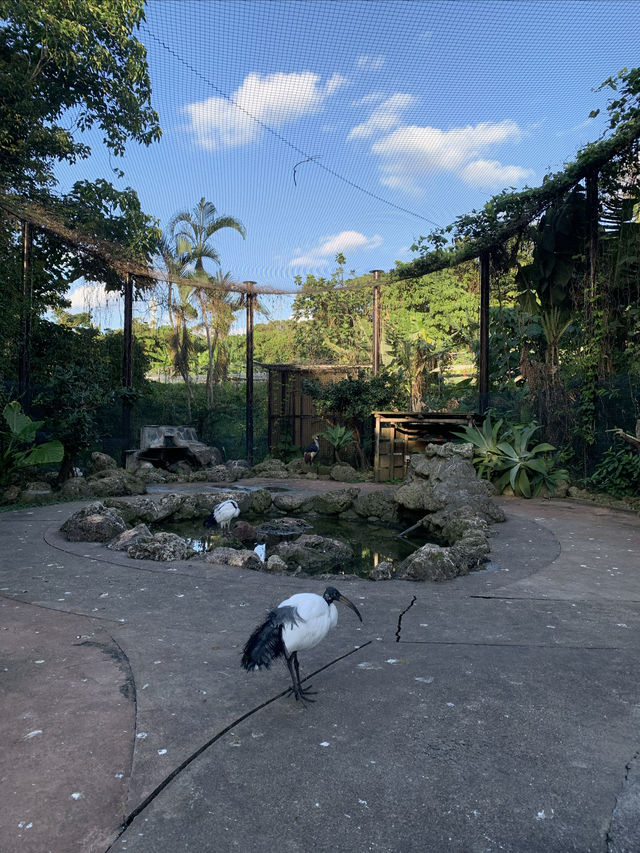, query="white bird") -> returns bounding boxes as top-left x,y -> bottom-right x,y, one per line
304,434 -> 320,464
241,586 -> 363,703
204,498 -> 240,532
